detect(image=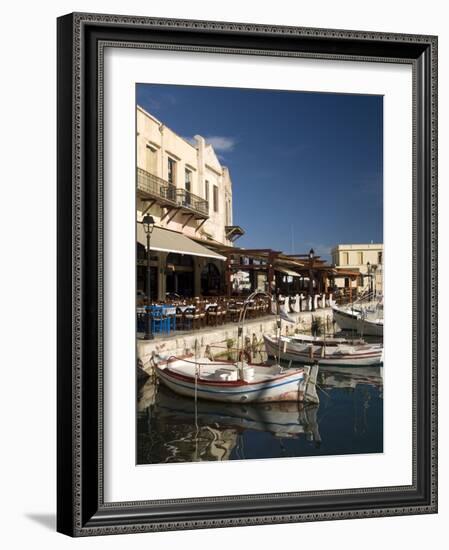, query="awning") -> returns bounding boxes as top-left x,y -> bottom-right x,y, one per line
276,267 -> 301,277
137,225 -> 226,261
335,268 -> 360,277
